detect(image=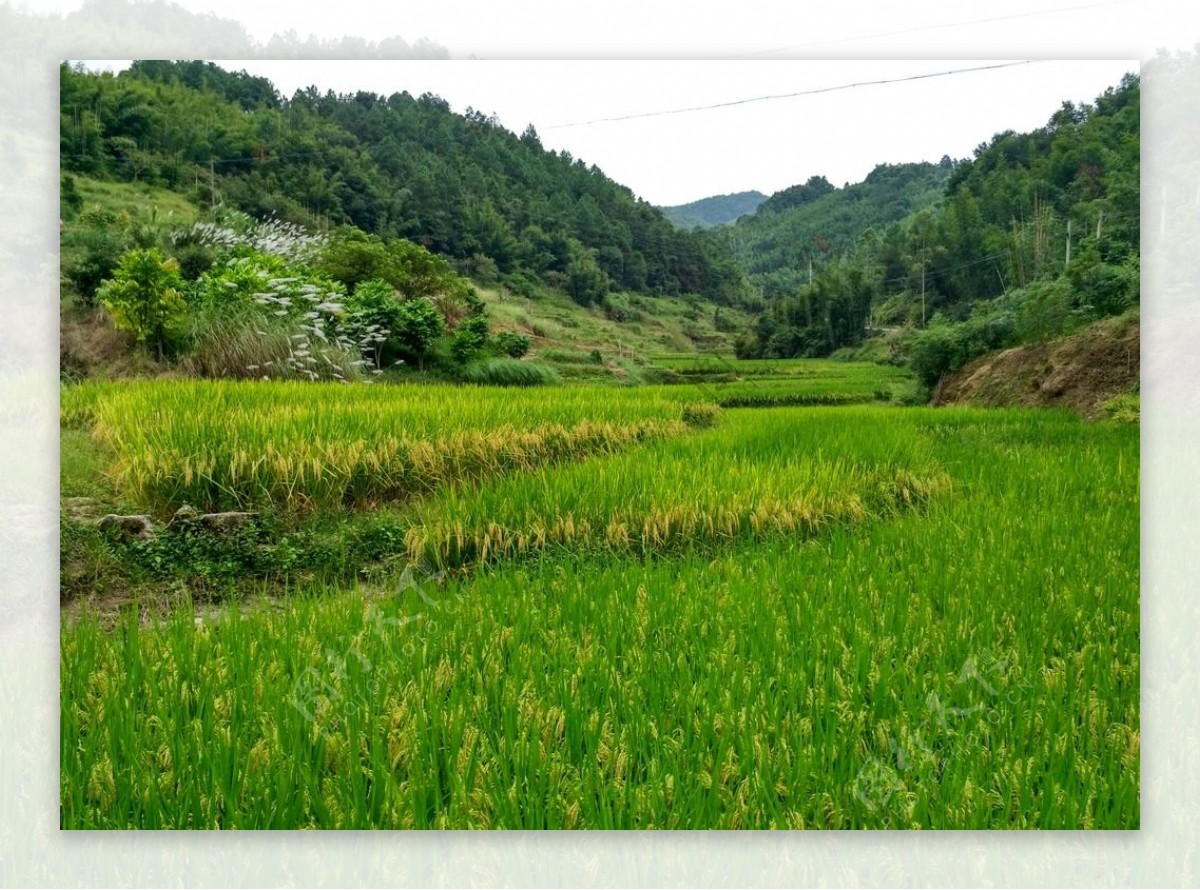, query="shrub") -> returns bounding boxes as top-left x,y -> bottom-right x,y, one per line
315,226 -> 473,306
1067,253 -> 1139,318
566,240 -> 609,306
64,229 -> 128,307
96,248 -> 186,360
494,331 -> 532,358
1101,391 -> 1139,423
459,358 -> 561,387
343,279 -> 403,369
171,243 -> 217,281
905,309 -> 1014,389
604,294 -> 634,322
450,314 -> 491,365
1014,278 -> 1077,343
391,297 -> 446,370
182,252 -> 371,380
60,175 -> 84,218
503,270 -> 541,299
